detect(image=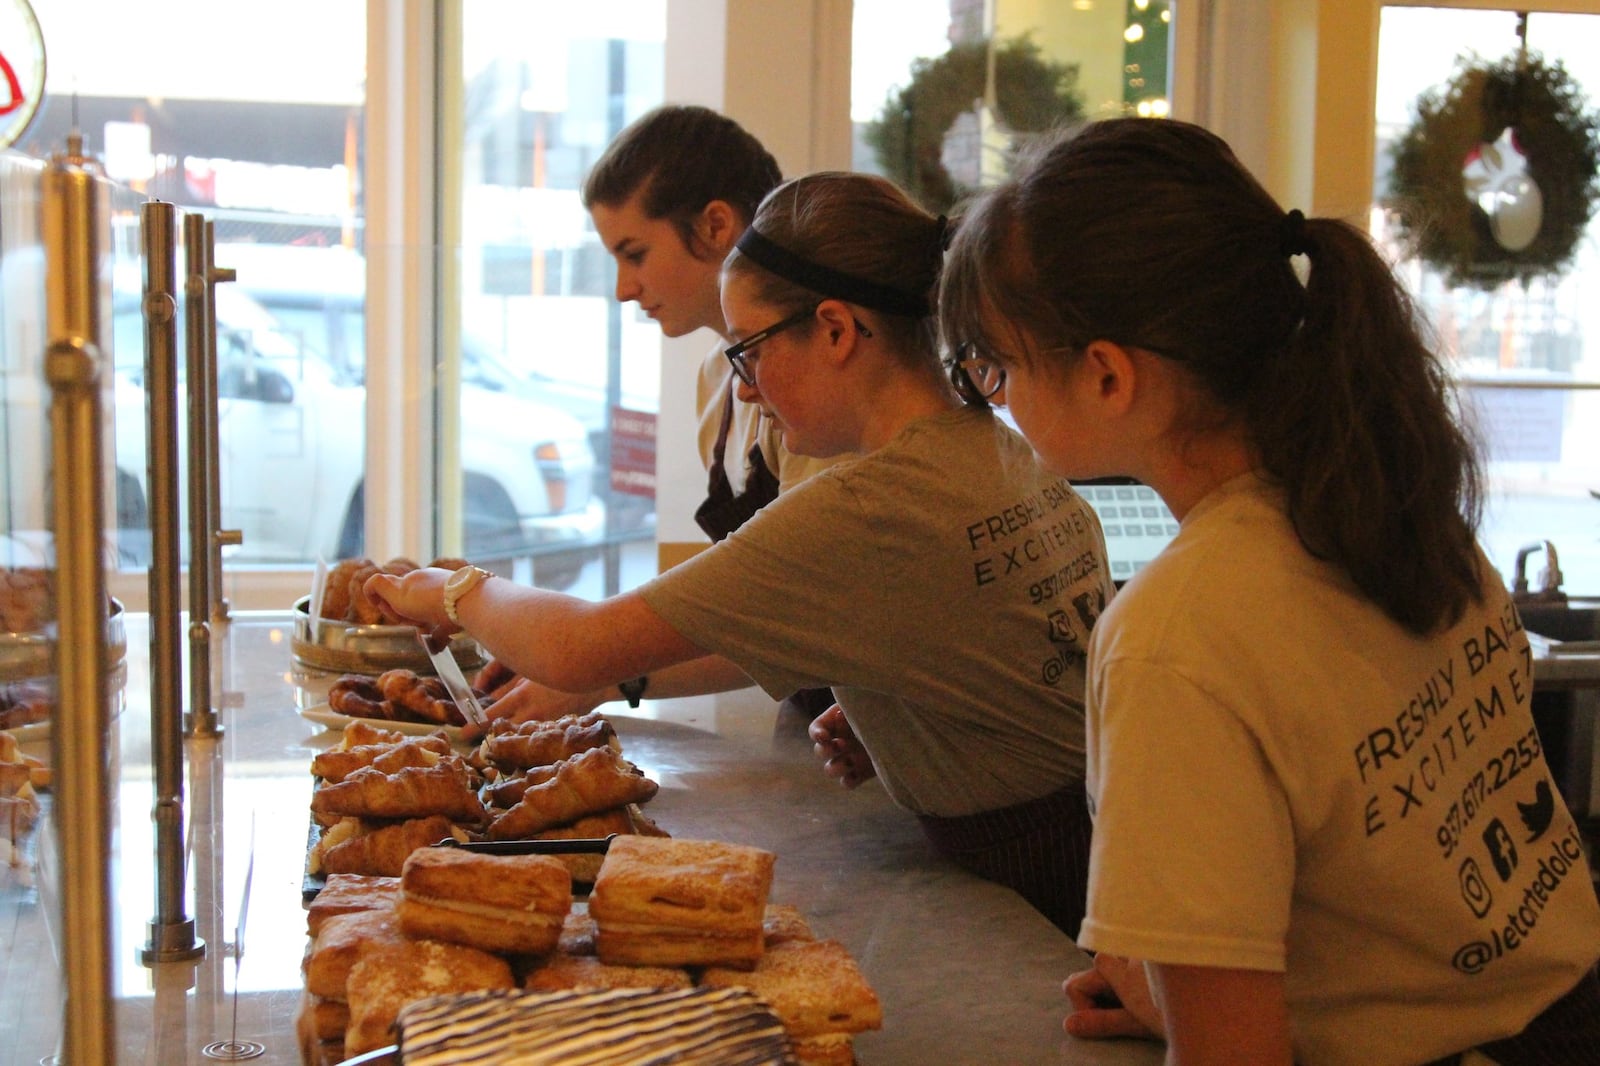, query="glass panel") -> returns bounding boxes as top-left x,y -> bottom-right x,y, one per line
20,0 -> 368,571
1373,6 -> 1600,593
450,3 -> 665,597
851,0 -> 1173,208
